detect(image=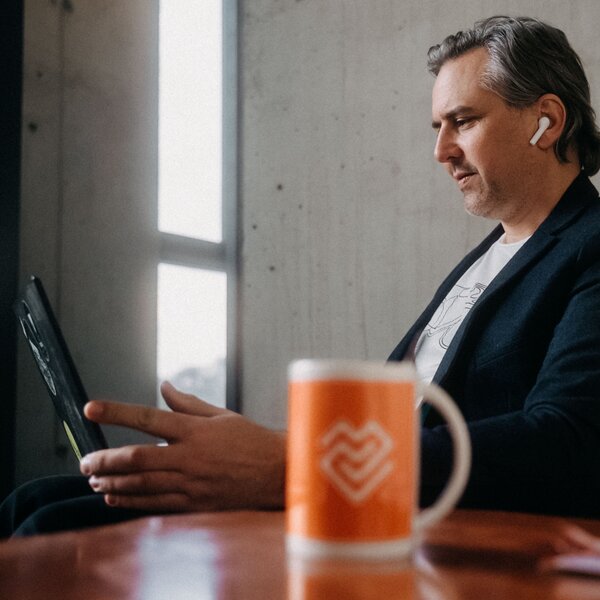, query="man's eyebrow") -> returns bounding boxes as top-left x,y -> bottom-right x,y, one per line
431,105 -> 476,129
